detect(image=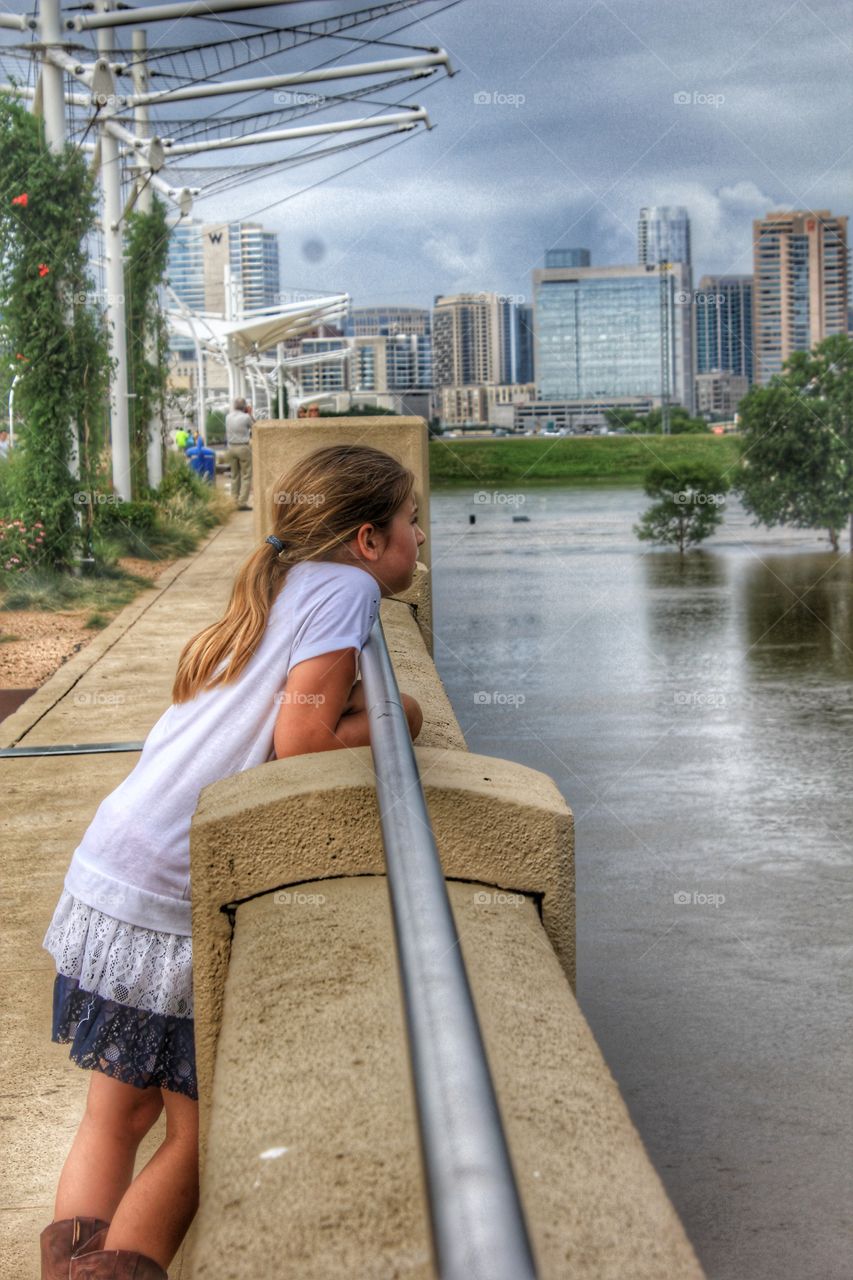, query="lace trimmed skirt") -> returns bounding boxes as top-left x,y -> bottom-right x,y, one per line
42,888 -> 197,1100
